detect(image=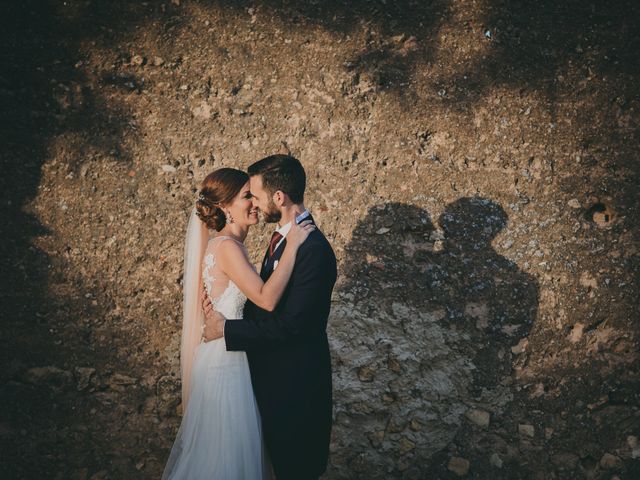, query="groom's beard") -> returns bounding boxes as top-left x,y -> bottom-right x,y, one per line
262,200 -> 282,223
